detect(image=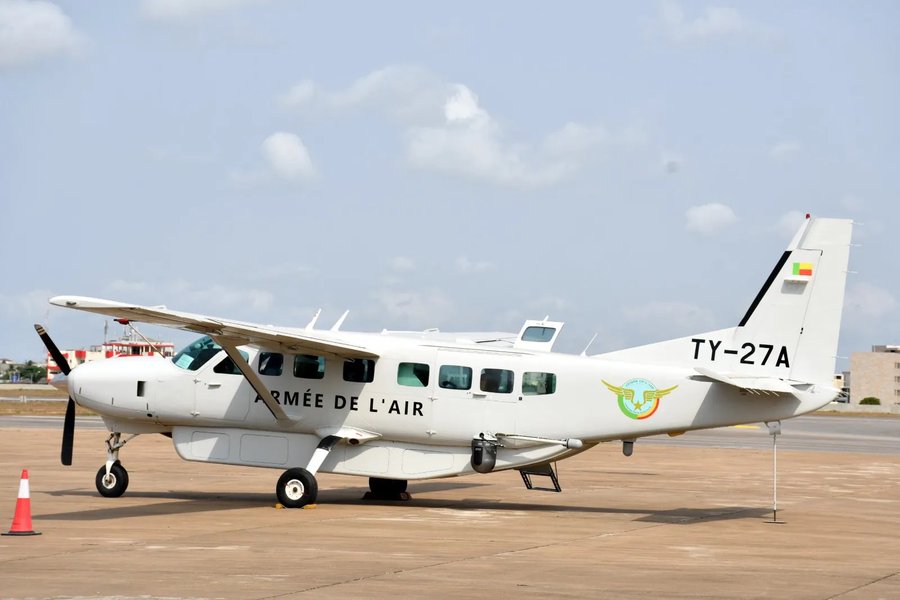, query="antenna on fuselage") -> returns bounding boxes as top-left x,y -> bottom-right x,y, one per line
330,310 -> 349,331
305,309 -> 322,331
580,333 -> 599,357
